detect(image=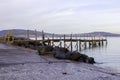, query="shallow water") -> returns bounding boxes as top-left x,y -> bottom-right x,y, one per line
31,37 -> 120,72
81,37 -> 120,73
